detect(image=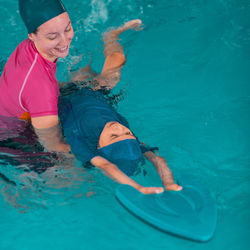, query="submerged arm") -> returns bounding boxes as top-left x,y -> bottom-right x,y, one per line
32,116 -> 70,153
91,156 -> 163,194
